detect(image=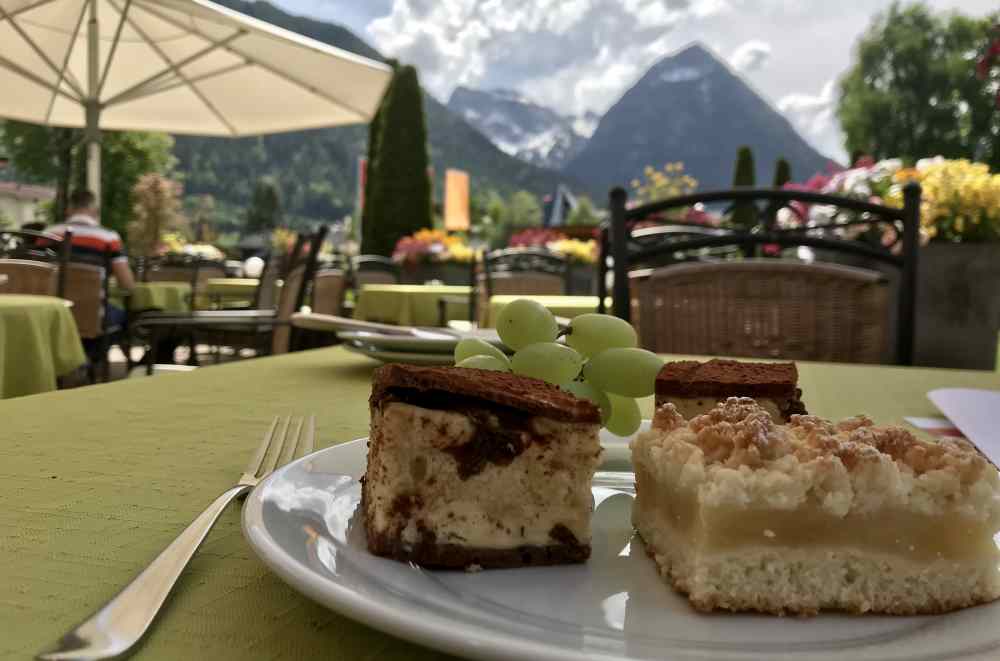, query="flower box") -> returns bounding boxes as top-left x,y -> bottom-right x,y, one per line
915,242 -> 1000,370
